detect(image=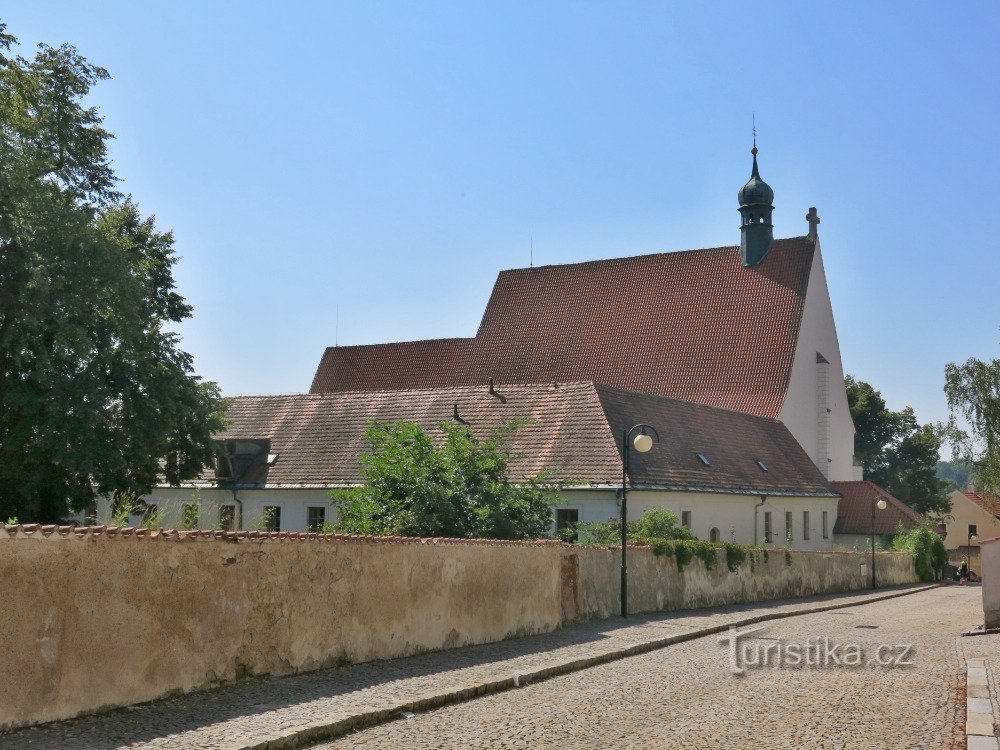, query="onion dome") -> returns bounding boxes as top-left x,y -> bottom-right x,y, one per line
738,146 -> 774,207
